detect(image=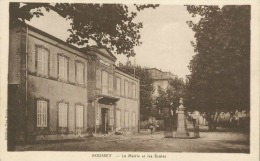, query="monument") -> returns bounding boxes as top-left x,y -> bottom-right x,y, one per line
175,98 -> 189,138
